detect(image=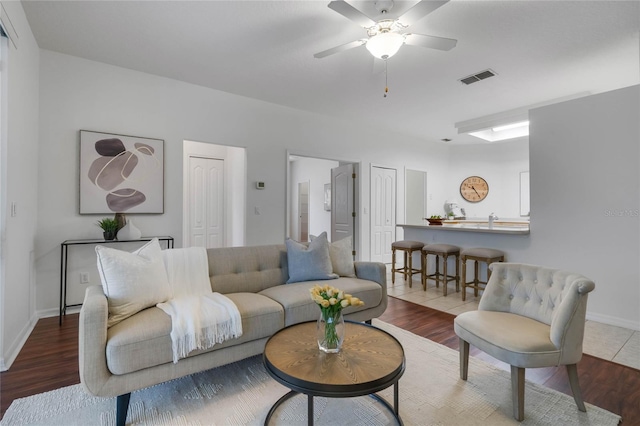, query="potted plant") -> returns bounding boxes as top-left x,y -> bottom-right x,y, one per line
97,218 -> 119,240
427,215 -> 444,225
